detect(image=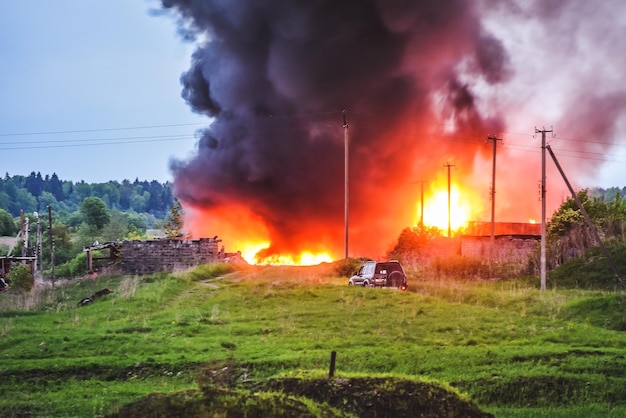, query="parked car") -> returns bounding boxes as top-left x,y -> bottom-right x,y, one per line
348,260 -> 407,290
